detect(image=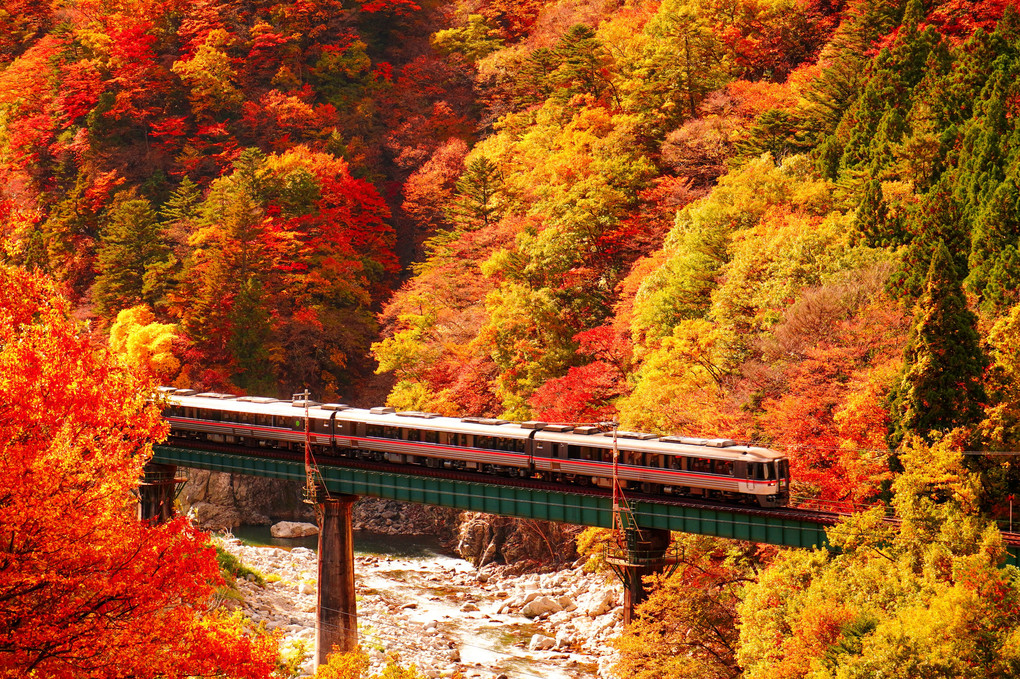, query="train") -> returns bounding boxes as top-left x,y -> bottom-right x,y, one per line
158,387 -> 791,507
